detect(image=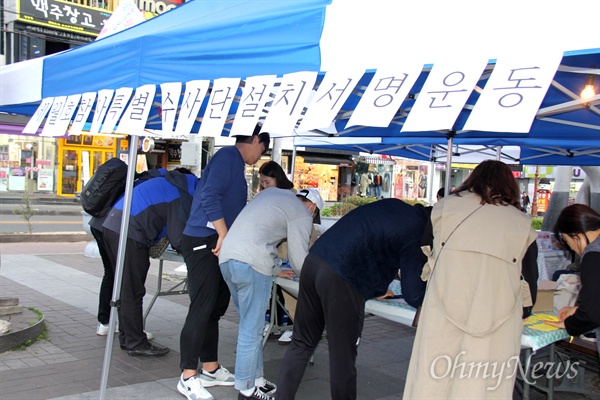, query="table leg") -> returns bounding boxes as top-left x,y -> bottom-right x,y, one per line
143,259 -> 164,328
